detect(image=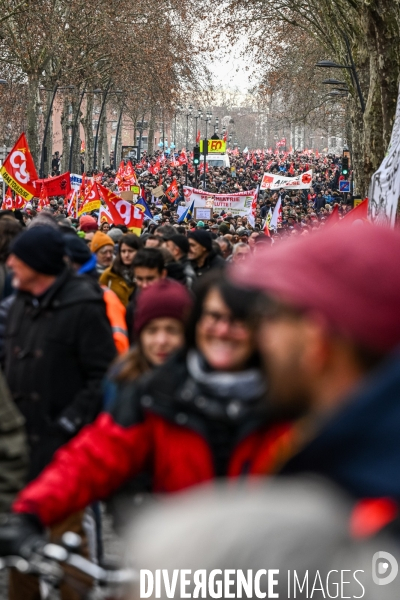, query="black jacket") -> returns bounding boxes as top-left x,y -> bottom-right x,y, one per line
4,268 -> 116,480
191,249 -> 226,278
